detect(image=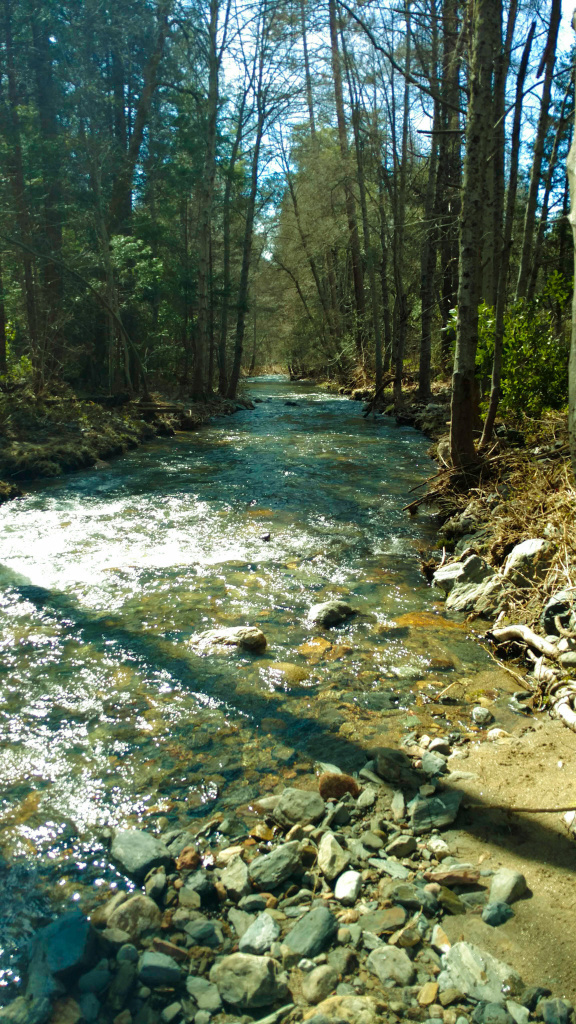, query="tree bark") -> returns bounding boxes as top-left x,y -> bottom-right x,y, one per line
480,21 -> 535,448
192,0 -> 220,400
567,15 -> 576,482
107,0 -> 171,234
450,0 -> 496,466
515,0 -> 561,300
328,0 -> 365,367
218,90 -> 247,396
